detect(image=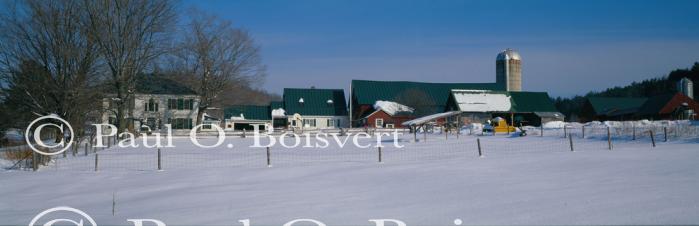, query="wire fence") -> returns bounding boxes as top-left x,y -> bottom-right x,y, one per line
3,123 -> 698,172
